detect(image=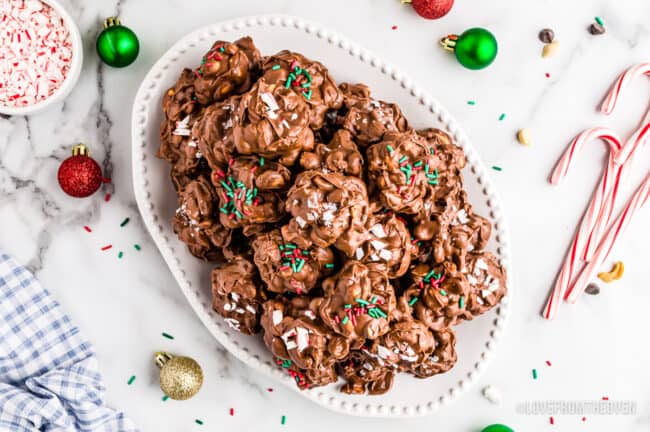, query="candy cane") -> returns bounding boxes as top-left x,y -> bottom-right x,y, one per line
542,128 -> 623,320
580,63 -> 650,258
584,122 -> 650,260
565,172 -> 650,303
600,63 -> 650,165
600,62 -> 650,119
